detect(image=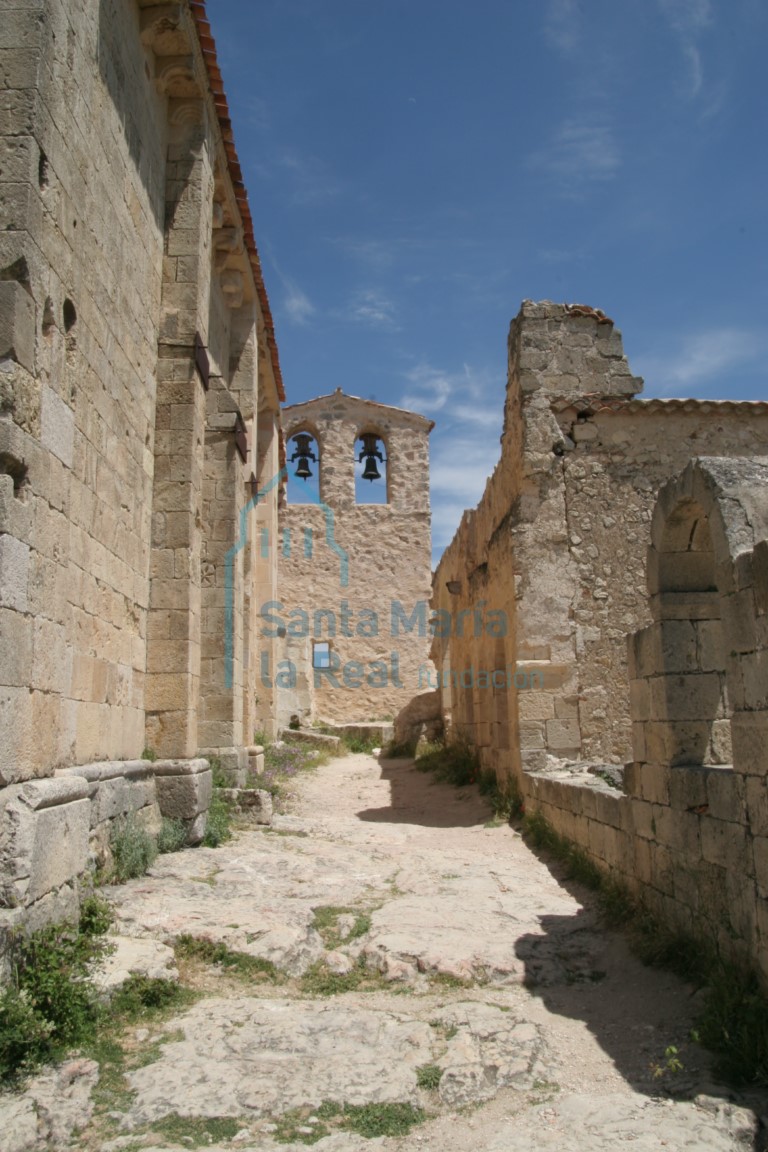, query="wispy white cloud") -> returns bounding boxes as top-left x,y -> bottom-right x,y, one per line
331,237 -> 395,270
528,120 -> 620,186
658,0 -> 713,98
637,327 -> 766,394
658,0 -> 713,35
267,250 -> 316,326
347,289 -> 398,330
254,148 -> 339,203
283,284 -> 316,325
400,360 -> 504,555
544,0 -> 582,56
